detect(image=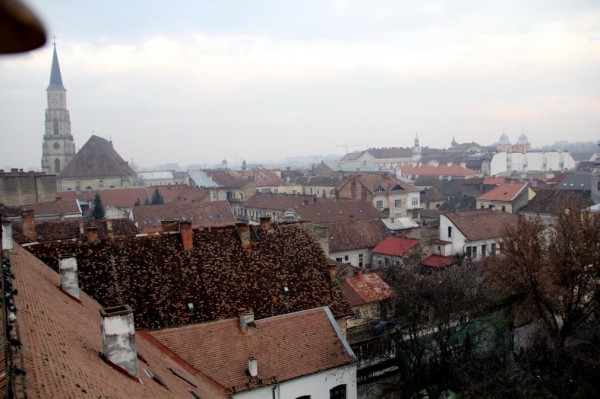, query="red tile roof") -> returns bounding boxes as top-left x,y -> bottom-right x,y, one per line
477,182 -> 527,202
205,169 -> 283,187
400,164 -> 479,177
340,273 -> 394,307
10,245 -> 229,398
149,307 -> 355,393
24,223 -> 352,329
482,177 -> 507,185
59,135 -> 136,178
443,209 -> 518,241
328,219 -> 390,252
21,199 -> 81,216
371,237 -> 420,256
340,151 -> 365,161
337,173 -> 419,195
421,254 -> 455,268
132,201 -> 236,232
